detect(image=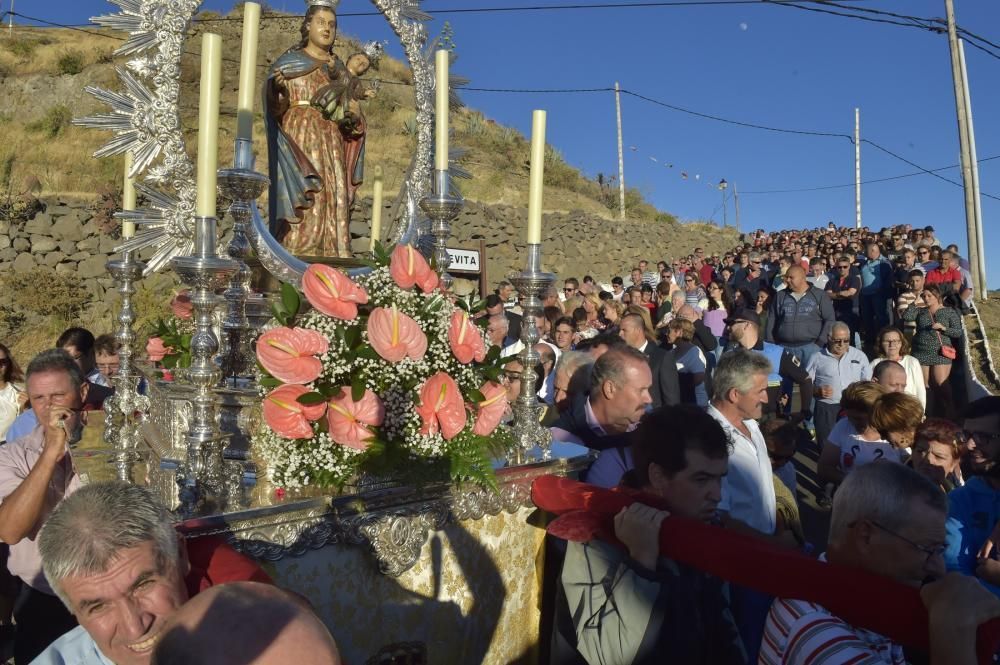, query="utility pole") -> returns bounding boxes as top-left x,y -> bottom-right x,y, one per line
944,0 -> 981,299
8,0 -> 13,37
854,107 -> 861,230
614,82 -> 626,220
958,38 -> 987,297
718,179 -> 728,227
733,182 -> 741,232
